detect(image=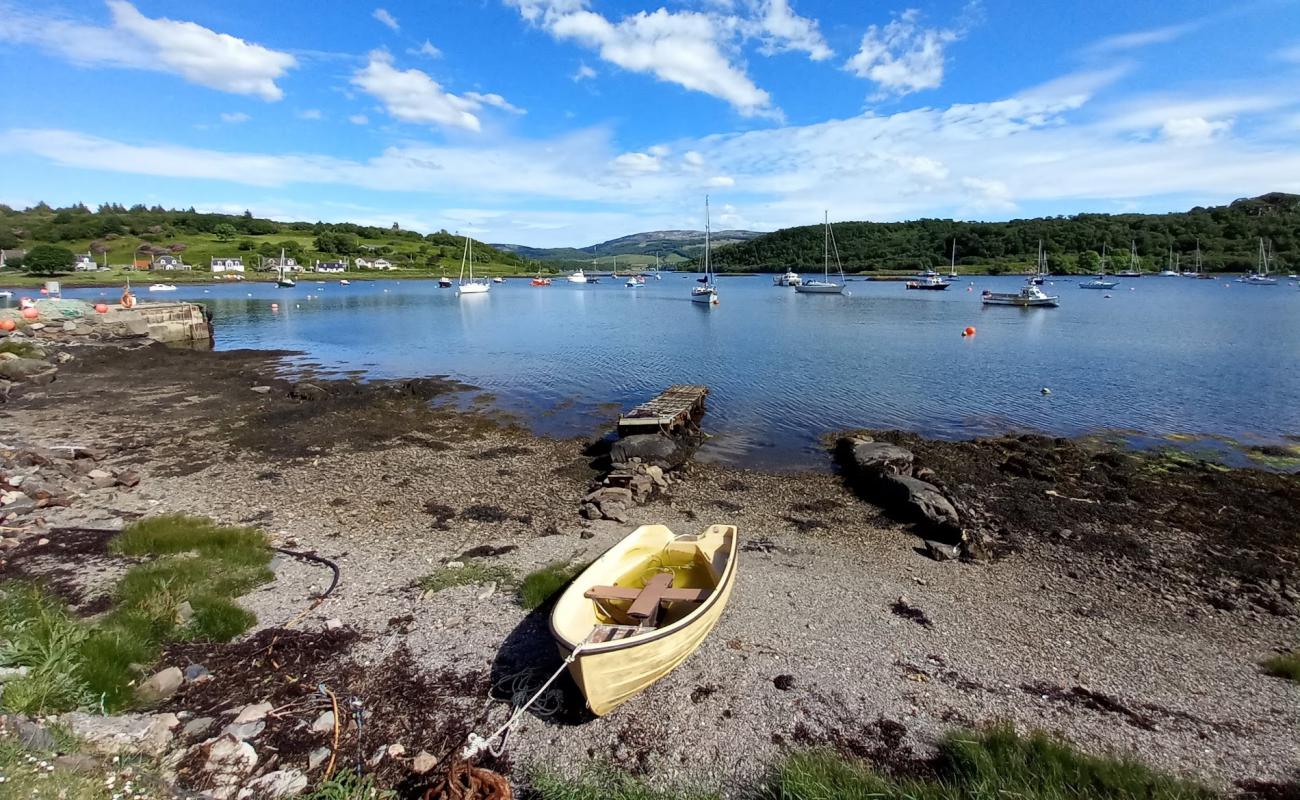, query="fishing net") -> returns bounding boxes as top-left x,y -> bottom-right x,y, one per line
34,299 -> 91,319
423,760 -> 512,800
